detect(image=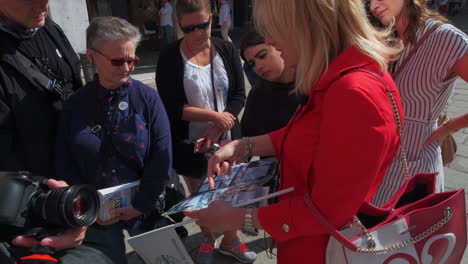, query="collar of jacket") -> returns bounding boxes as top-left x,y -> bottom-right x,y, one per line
310,46 -> 381,94
0,15 -> 39,40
